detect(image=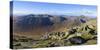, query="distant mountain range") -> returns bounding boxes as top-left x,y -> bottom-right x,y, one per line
13,14 -> 68,30
12,14 -> 95,37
